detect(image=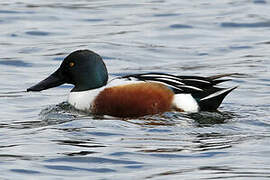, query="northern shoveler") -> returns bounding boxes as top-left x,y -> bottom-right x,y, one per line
27,49 -> 237,117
